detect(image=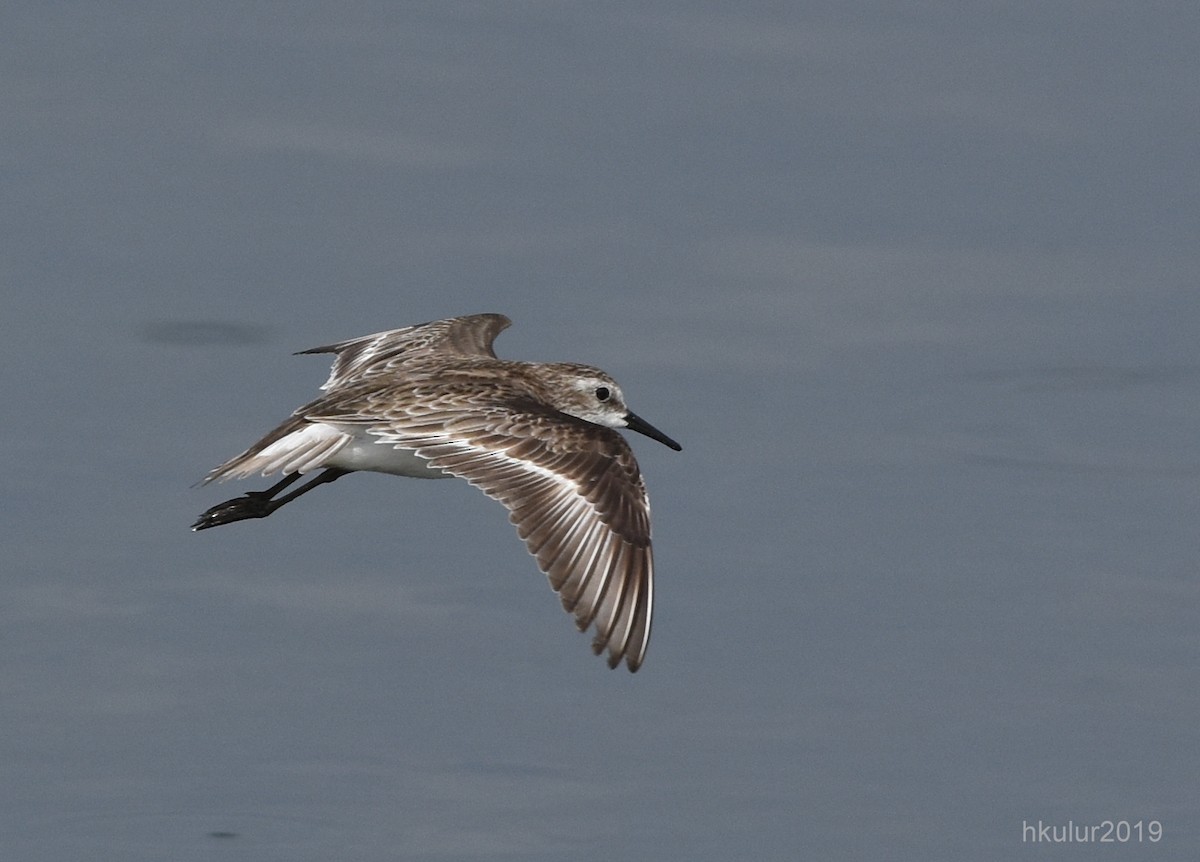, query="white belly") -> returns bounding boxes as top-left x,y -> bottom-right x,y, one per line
325,428 -> 449,479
